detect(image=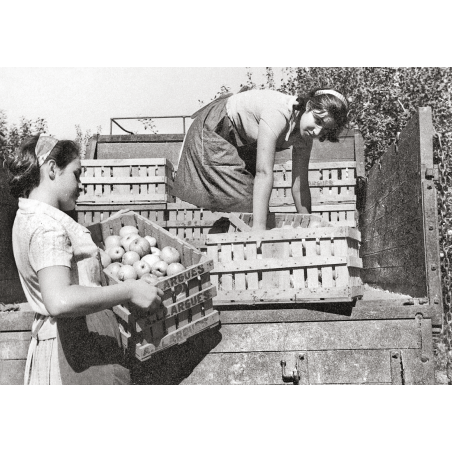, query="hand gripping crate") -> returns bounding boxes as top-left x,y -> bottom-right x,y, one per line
270,160 -> 358,226
78,158 -> 176,204
87,211 -> 220,362
206,213 -> 364,305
